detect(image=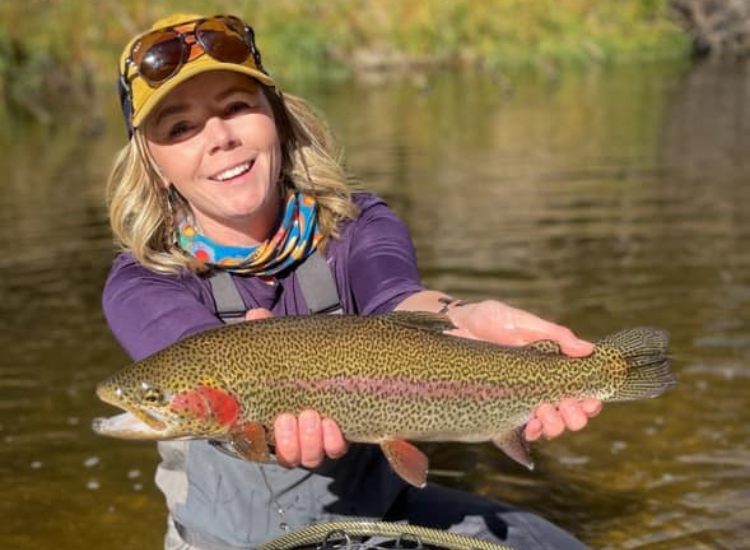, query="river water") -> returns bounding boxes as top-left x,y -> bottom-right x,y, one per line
1,60 -> 748,549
